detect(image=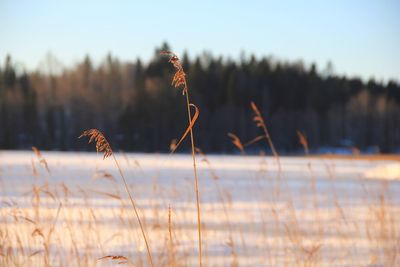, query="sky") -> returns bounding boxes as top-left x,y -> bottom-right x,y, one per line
0,0 -> 399,82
